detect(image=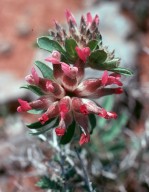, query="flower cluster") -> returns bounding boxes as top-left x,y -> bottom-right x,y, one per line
17,10 -> 132,145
